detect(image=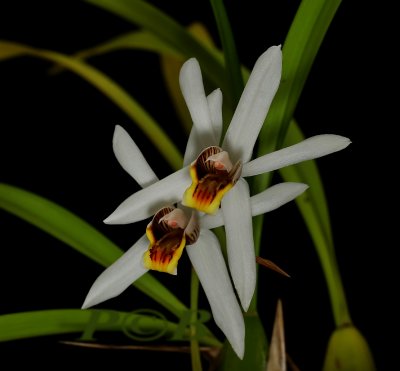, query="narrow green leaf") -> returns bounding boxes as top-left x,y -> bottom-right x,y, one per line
0,309 -> 177,342
160,22 -> 218,135
160,55 -> 190,132
250,0 -> 342,312
210,0 -> 244,113
0,308 -> 220,346
73,30 -> 181,59
0,183 -> 186,318
260,0 -> 342,154
279,120 -> 351,326
85,0 -> 229,104
49,30 -> 182,75
0,40 -> 182,170
281,121 -> 333,251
